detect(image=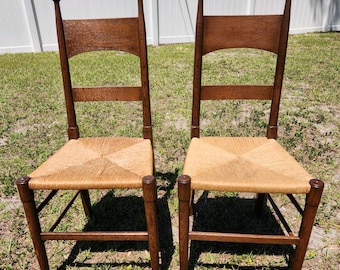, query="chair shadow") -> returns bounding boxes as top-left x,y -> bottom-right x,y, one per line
156,171 -> 178,270
188,192 -> 294,270
57,171 -> 177,269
